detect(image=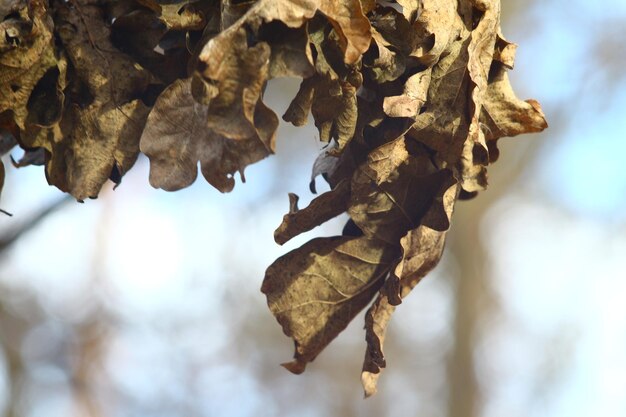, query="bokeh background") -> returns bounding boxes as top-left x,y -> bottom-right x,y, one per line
1,1 -> 626,416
